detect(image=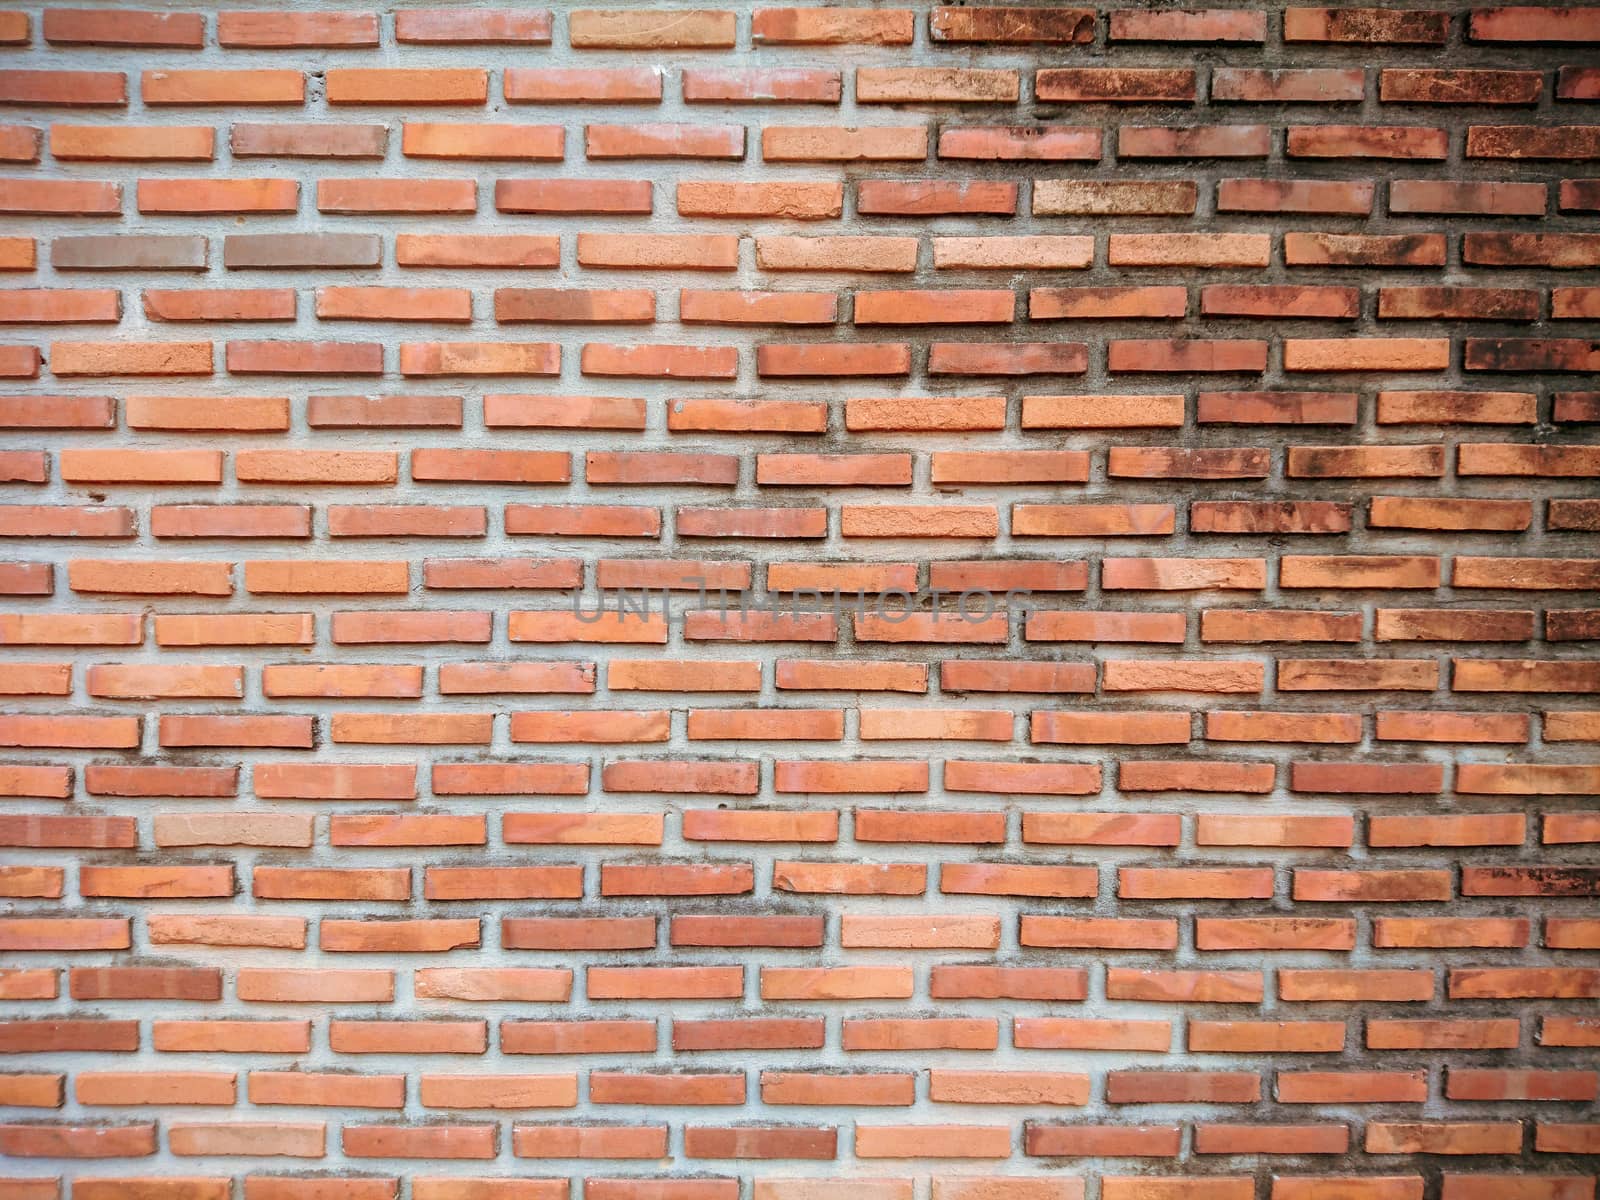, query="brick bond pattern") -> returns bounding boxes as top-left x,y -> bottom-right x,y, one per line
0,3 -> 1599,1199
